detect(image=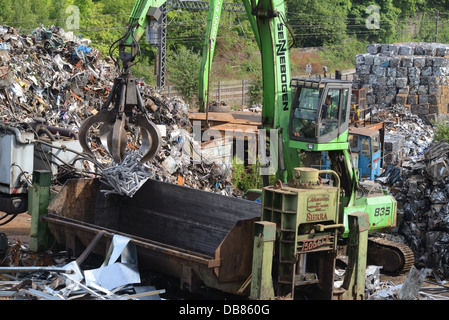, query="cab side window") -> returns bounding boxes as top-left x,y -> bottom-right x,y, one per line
340,89 -> 349,127
320,89 -> 340,136
372,135 -> 380,154
361,138 -> 370,156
